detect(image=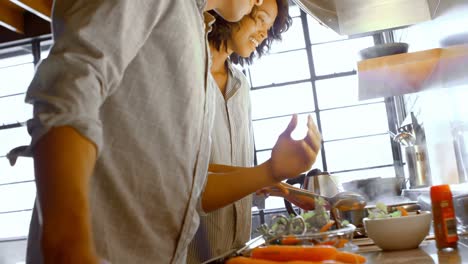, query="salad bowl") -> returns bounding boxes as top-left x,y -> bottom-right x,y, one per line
363,211 -> 432,250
